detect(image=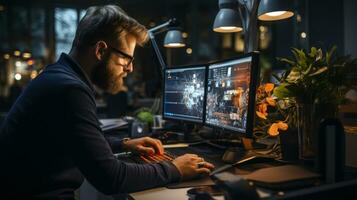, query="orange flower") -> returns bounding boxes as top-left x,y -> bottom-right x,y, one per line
259,103 -> 267,112
266,96 -> 276,106
256,111 -> 267,119
264,83 -> 275,93
268,123 -> 279,136
277,121 -> 288,131
257,85 -> 265,94
256,103 -> 268,119
268,121 -> 289,136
